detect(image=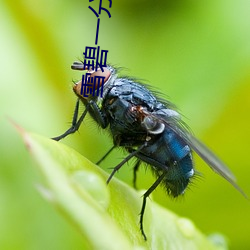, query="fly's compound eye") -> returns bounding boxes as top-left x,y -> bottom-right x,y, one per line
88,67 -> 111,84
142,116 -> 165,134
72,61 -> 111,98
